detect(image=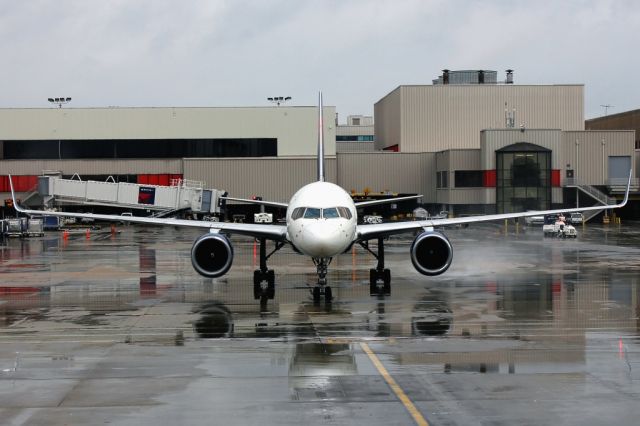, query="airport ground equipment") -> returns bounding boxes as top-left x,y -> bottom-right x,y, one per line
543,215 -> 577,238
254,213 -> 273,223
43,215 -> 60,230
26,218 -> 44,237
6,218 -> 27,237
